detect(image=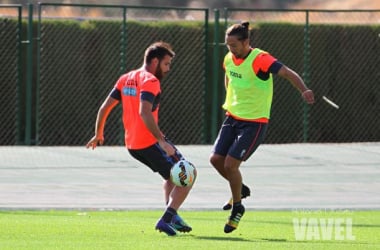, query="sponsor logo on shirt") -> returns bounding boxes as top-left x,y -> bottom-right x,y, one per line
122,87 -> 137,96
230,70 -> 242,79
